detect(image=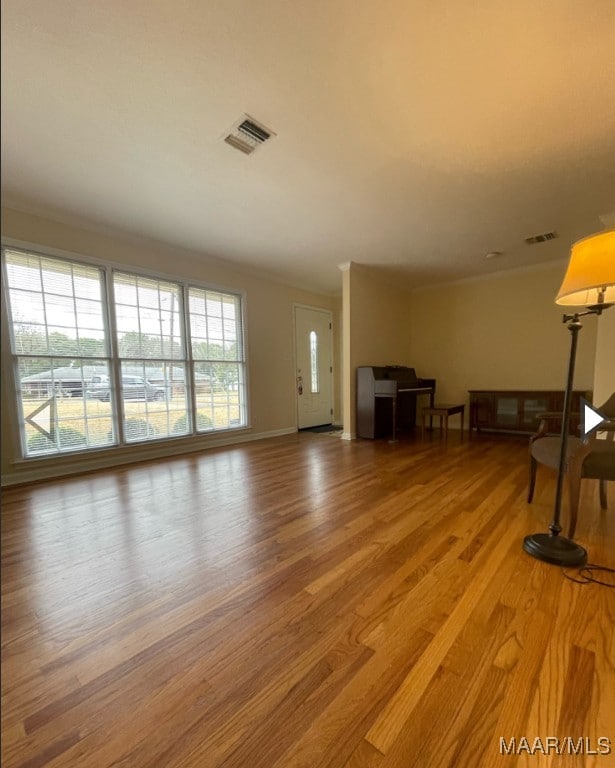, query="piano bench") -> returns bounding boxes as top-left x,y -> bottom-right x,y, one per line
422,404 -> 465,439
